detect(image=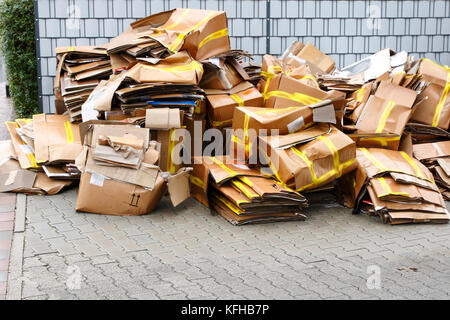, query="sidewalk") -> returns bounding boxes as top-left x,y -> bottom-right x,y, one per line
7,191 -> 450,300
0,82 -> 16,300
